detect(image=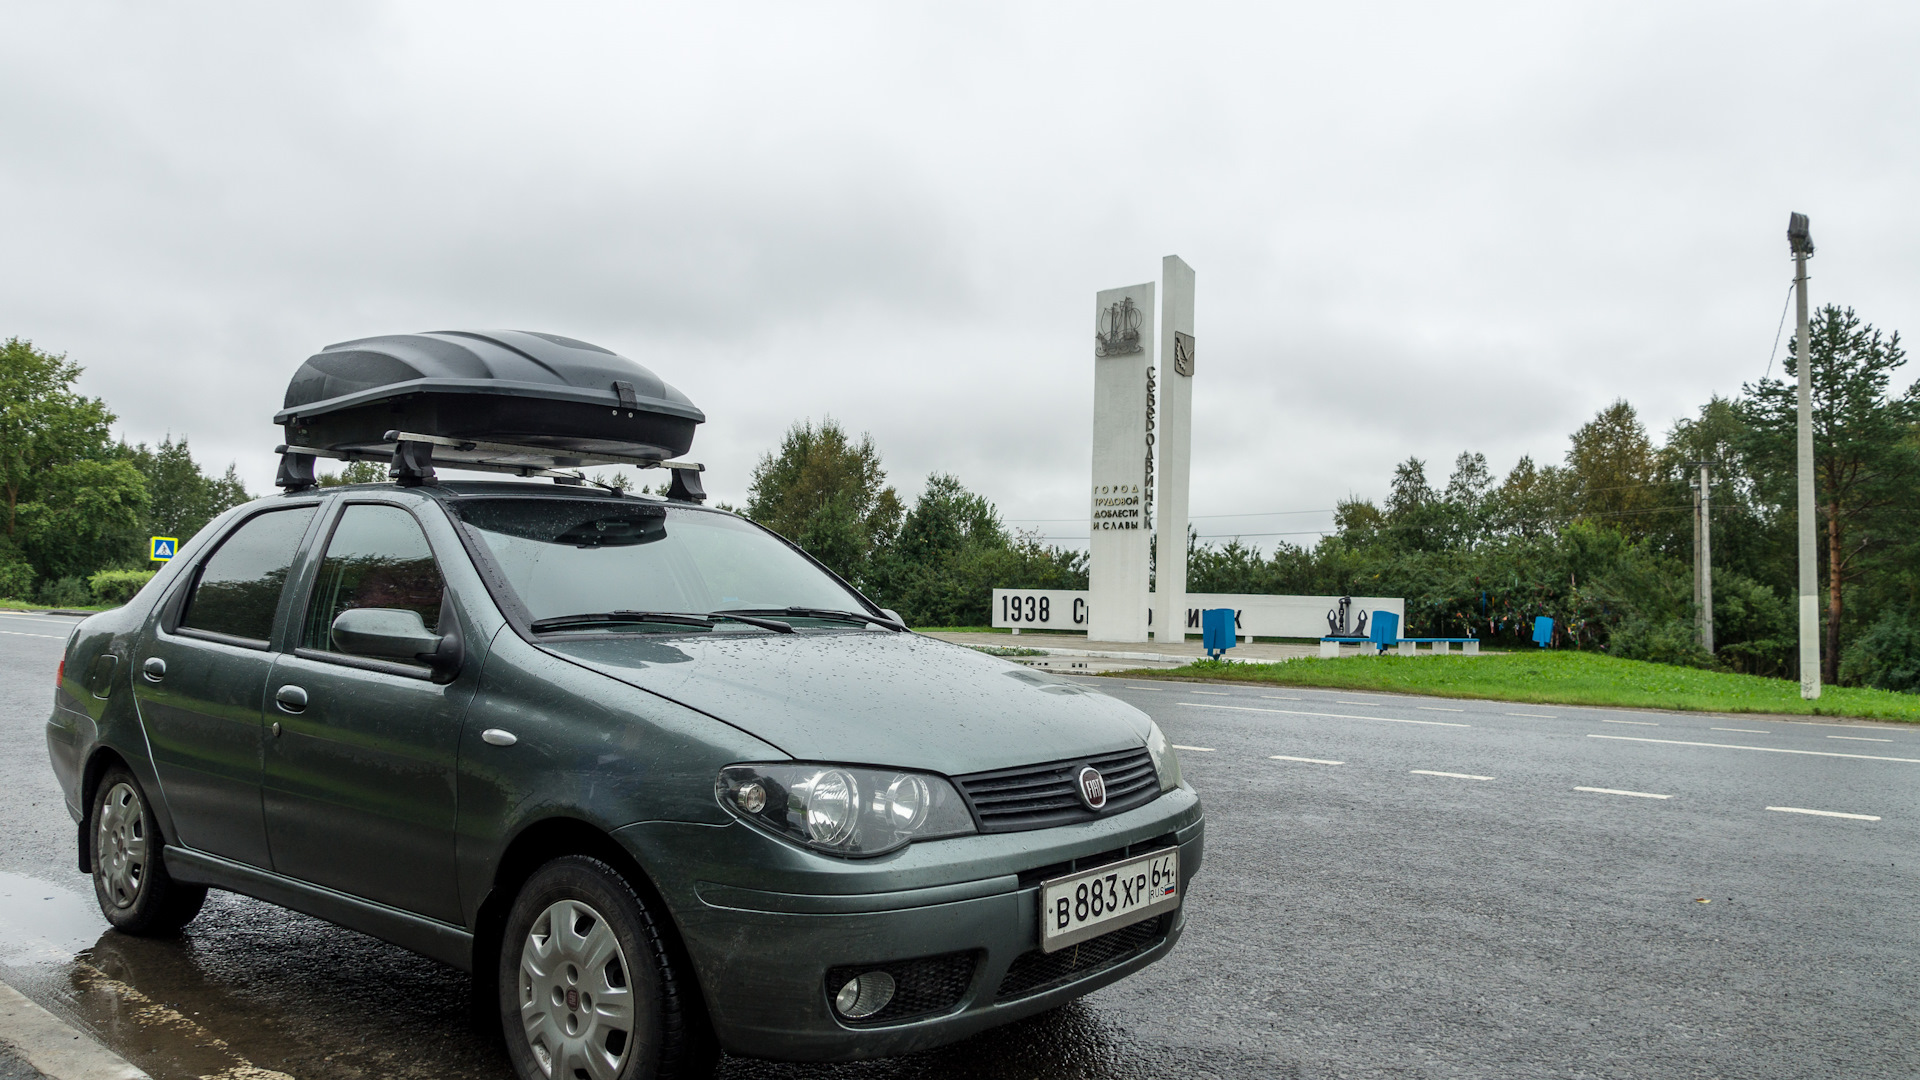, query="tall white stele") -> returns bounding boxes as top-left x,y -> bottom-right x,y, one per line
1087,281 -> 1155,642
1153,256 -> 1195,642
